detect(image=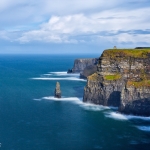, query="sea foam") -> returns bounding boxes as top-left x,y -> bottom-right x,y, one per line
40,96 -> 111,111
43,96 -> 81,101
105,112 -> 128,120
31,71 -> 84,81
49,71 -> 80,76
33,98 -> 42,101
31,77 -> 86,81
50,71 -> 68,74
105,112 -> 150,121
78,102 -> 110,111
33,95 -> 109,111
